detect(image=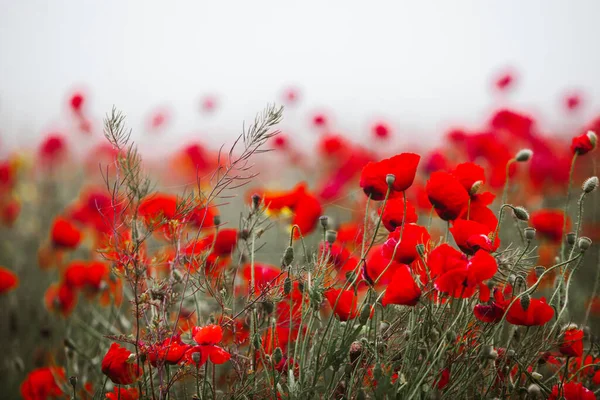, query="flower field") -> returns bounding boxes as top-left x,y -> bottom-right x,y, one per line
1,80 -> 600,399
